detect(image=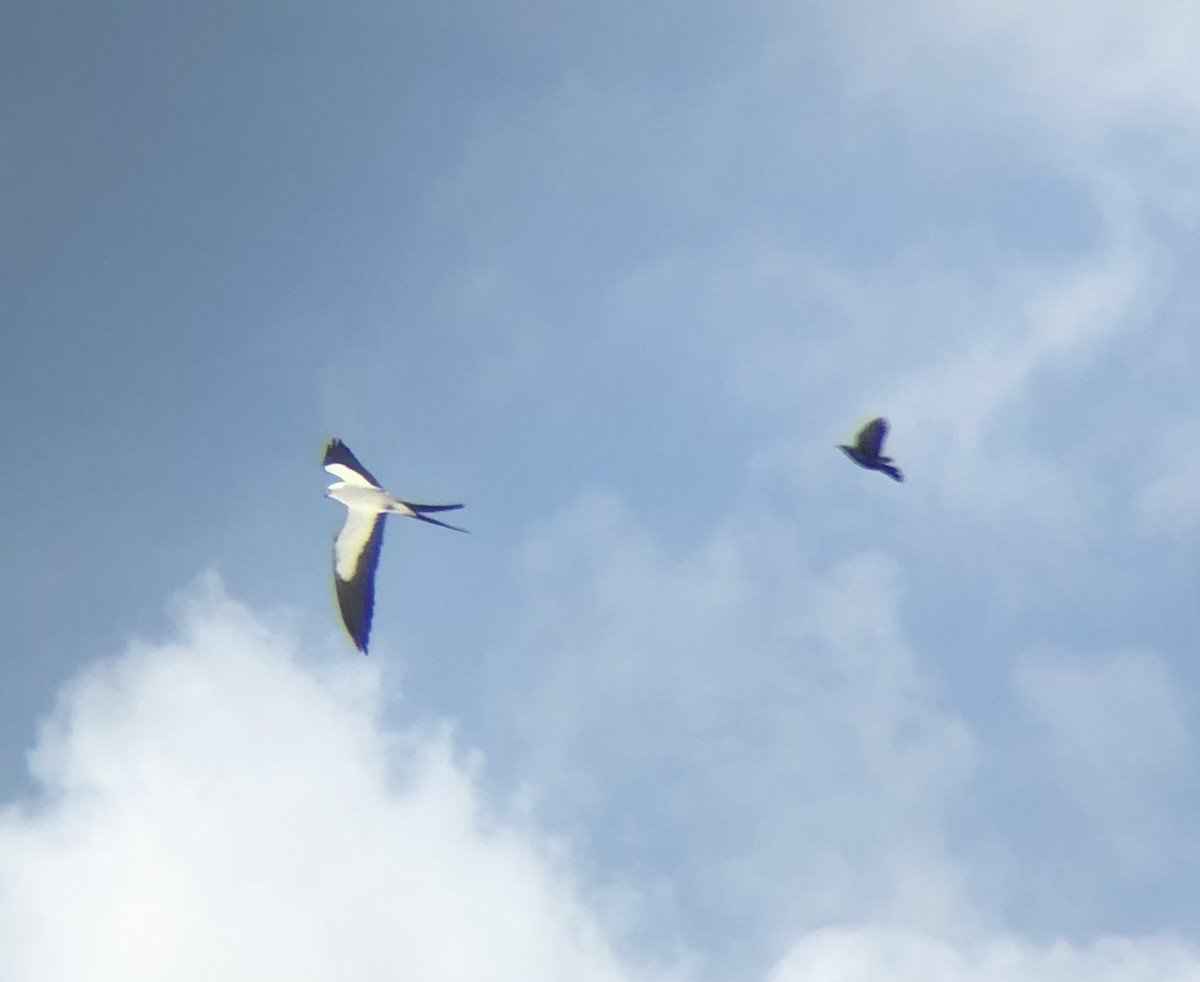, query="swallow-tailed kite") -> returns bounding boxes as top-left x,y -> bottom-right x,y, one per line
323,438 -> 466,653
838,417 -> 903,482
